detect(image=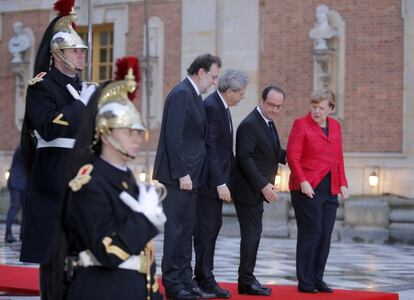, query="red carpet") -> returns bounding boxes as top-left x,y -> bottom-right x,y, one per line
0,265 -> 399,299
0,265 -> 39,295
